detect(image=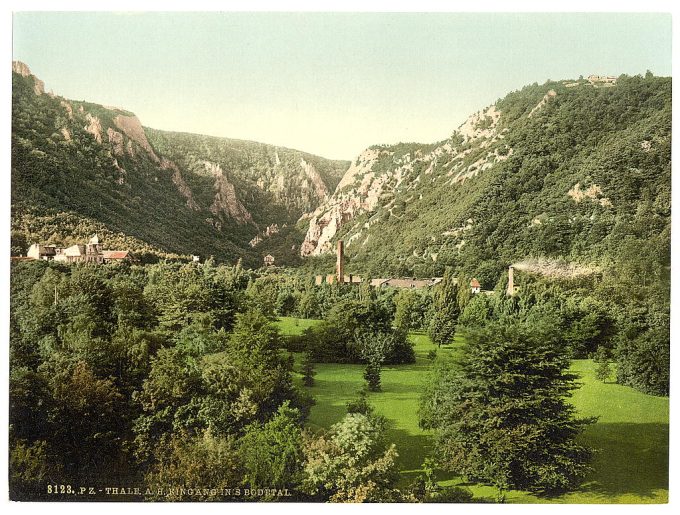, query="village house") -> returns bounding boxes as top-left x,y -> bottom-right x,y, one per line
26,235 -> 131,264
470,278 -> 481,294
264,254 -> 275,266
